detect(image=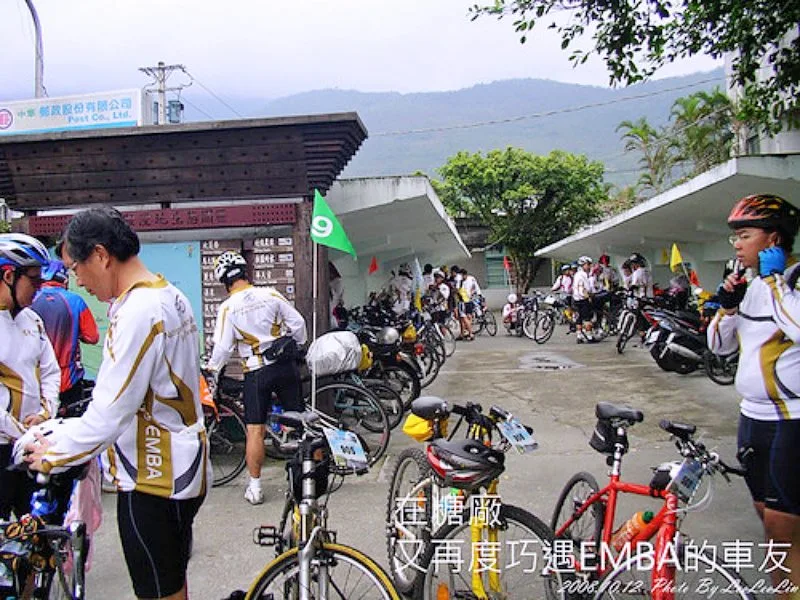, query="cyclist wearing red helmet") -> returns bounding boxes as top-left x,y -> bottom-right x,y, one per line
708,193 -> 800,592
